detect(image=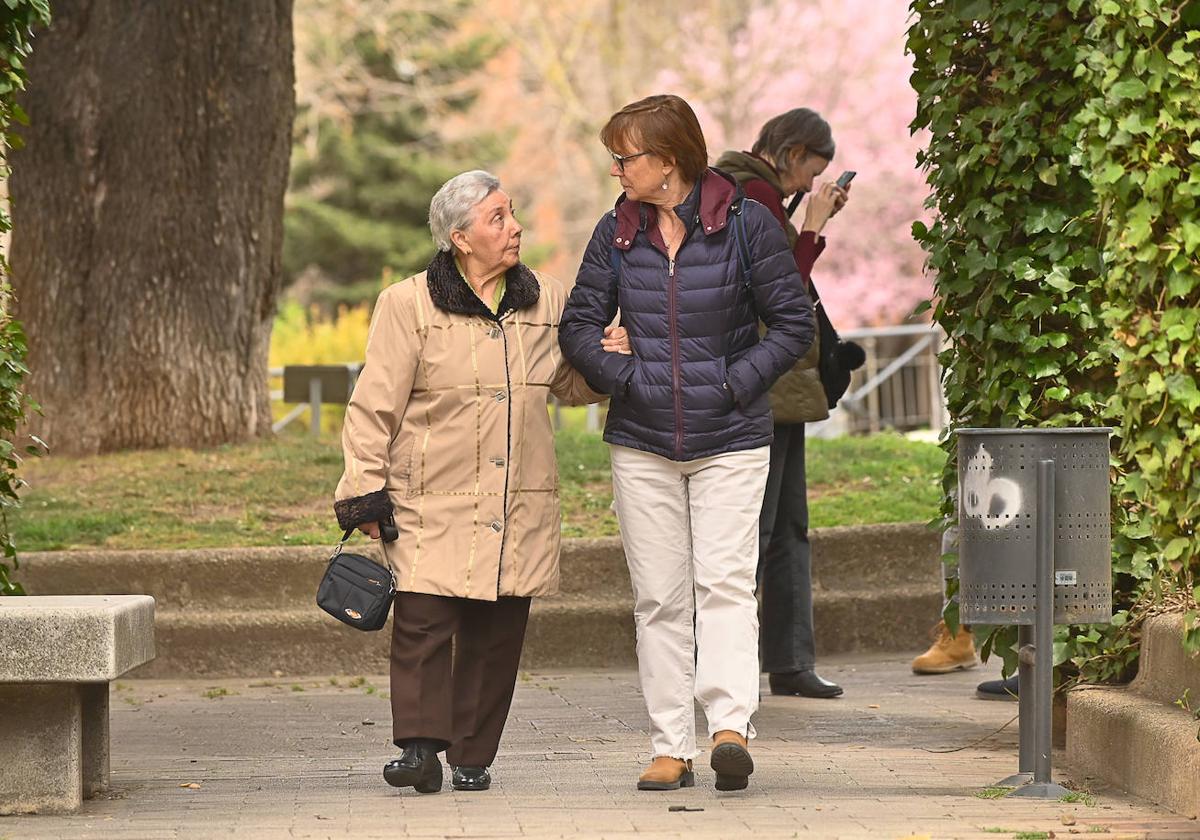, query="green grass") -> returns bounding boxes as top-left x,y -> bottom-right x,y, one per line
10,412 -> 943,551
1059,790 -> 1096,806
974,787 -> 1012,800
